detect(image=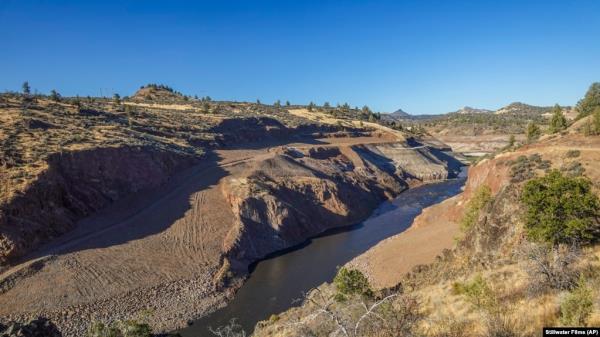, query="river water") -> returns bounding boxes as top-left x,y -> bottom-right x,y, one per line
179,168 -> 467,336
